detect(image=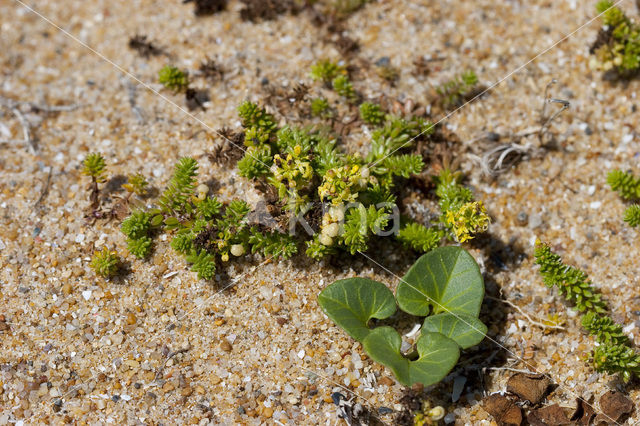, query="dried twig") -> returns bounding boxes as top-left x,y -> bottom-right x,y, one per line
32,166 -> 53,212
487,296 -> 565,331
470,79 -> 569,177
487,366 -> 539,374
0,96 -> 80,154
127,82 -> 146,124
